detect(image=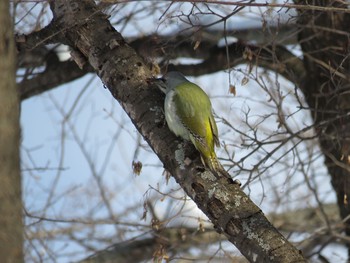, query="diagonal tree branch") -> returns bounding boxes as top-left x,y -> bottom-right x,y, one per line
81,203 -> 340,262
47,0 -> 307,262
